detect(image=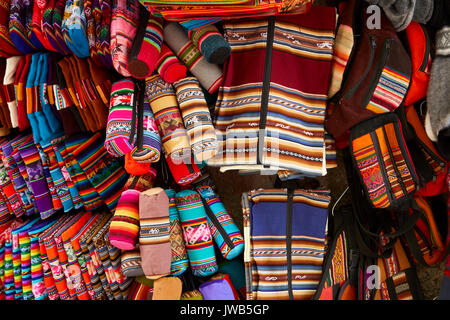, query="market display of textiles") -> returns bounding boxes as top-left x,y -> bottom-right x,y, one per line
0,0 -> 449,301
